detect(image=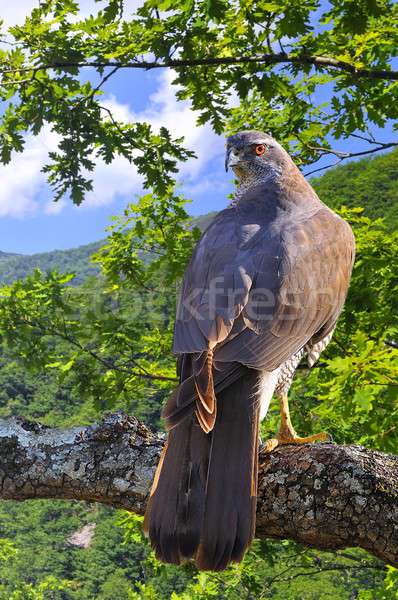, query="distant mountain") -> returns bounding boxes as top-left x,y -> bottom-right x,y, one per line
0,250 -> 20,259
311,148 -> 398,227
0,214 -> 218,286
0,241 -> 103,285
